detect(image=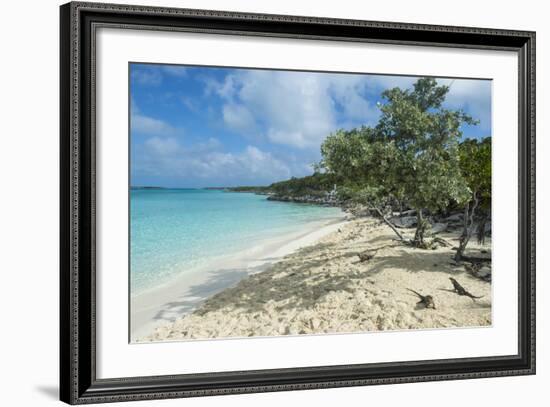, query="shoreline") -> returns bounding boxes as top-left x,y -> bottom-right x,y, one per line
130,215 -> 349,341
140,216 -> 492,343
